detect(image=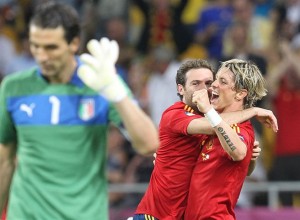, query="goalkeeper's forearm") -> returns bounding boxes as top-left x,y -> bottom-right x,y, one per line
114,97 -> 159,155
